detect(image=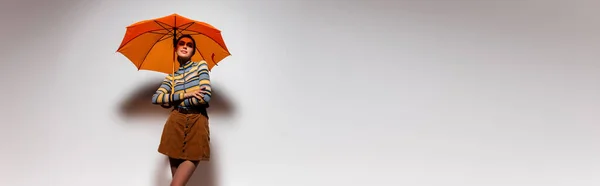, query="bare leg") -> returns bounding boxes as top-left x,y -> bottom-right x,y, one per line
169,158 -> 199,186
169,158 -> 180,177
